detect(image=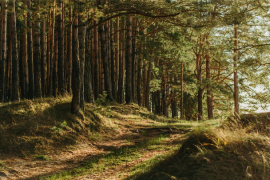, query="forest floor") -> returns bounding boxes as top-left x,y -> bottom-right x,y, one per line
0,96 -> 270,180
